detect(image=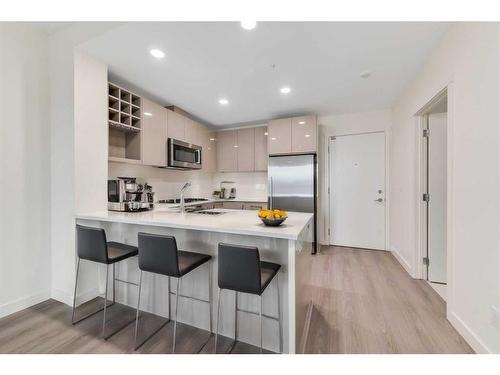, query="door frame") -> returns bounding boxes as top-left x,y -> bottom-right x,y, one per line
327,131 -> 388,250
413,84 -> 454,305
